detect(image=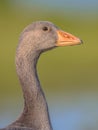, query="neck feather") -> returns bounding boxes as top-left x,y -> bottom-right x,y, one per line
10,47 -> 52,130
